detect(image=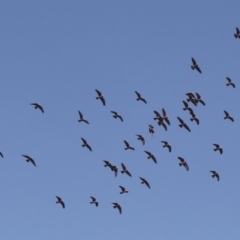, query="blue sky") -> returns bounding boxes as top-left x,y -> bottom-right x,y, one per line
0,1 -> 240,239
